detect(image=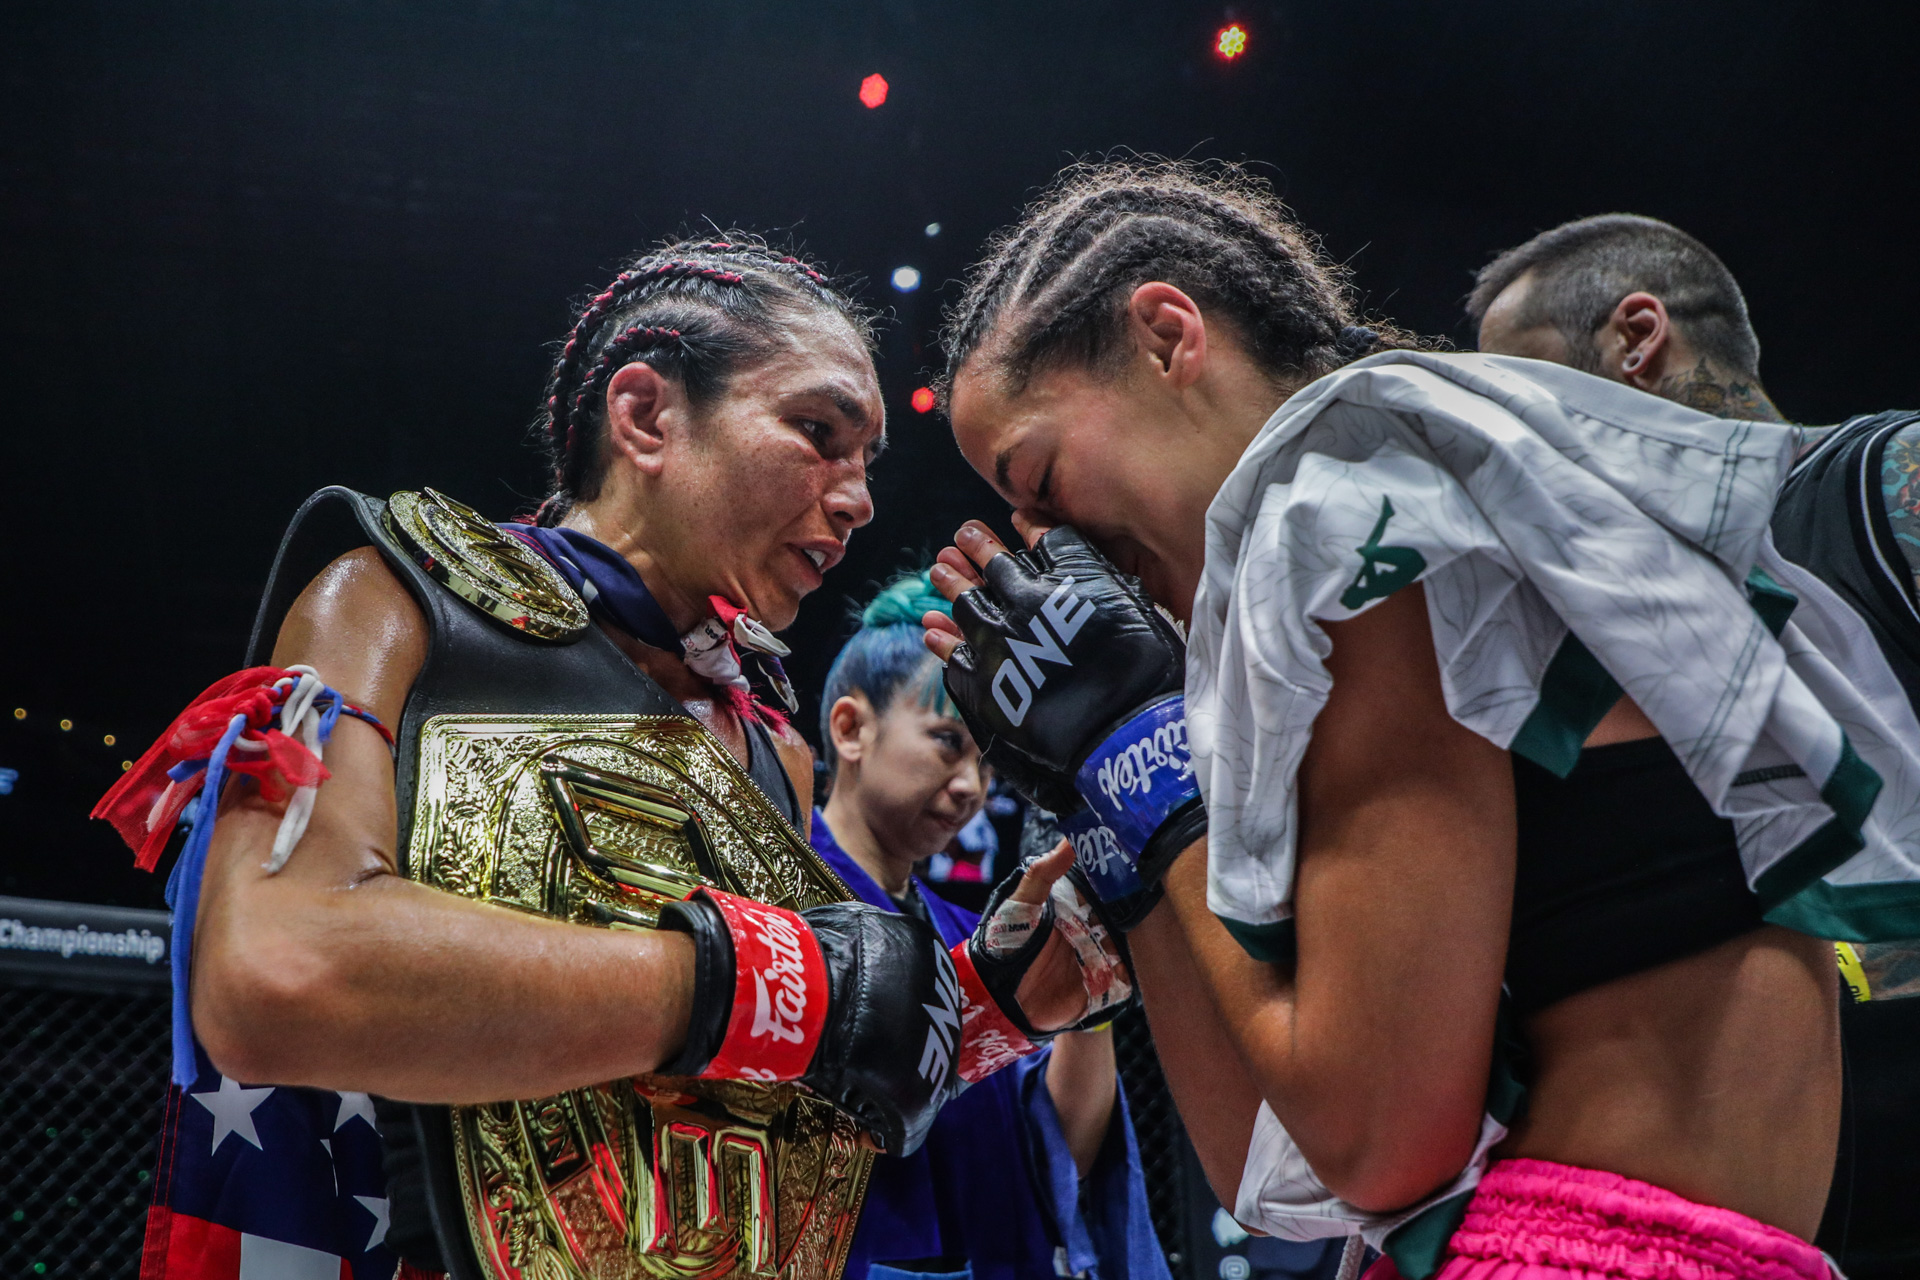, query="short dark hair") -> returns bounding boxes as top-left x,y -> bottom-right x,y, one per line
1466,214 -> 1760,377
533,234 -> 876,524
939,158 -> 1430,399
